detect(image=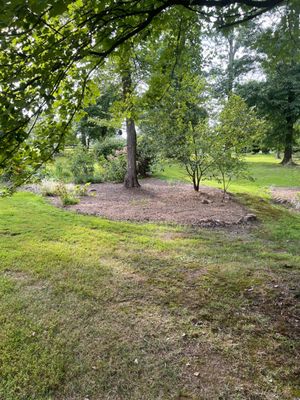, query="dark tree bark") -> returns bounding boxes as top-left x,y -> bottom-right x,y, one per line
122,67 -> 140,188
81,132 -> 87,147
124,117 -> 140,188
193,181 -> 200,191
281,126 -> 294,165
